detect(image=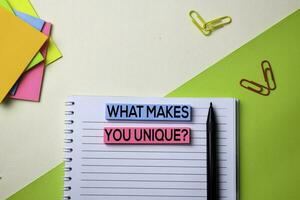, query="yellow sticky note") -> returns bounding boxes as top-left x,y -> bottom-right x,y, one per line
8,0 -> 62,65
0,0 -> 44,71
0,7 -> 47,103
